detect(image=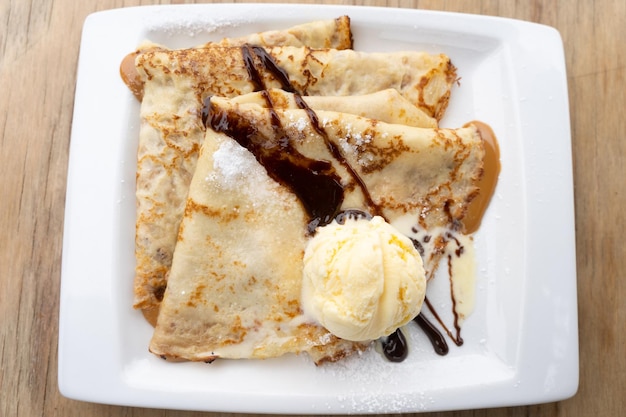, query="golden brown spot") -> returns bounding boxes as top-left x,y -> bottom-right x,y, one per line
209,270 -> 226,282
222,317 -> 247,346
285,299 -> 301,318
184,199 -> 241,224
186,283 -> 206,308
357,133 -> 411,174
